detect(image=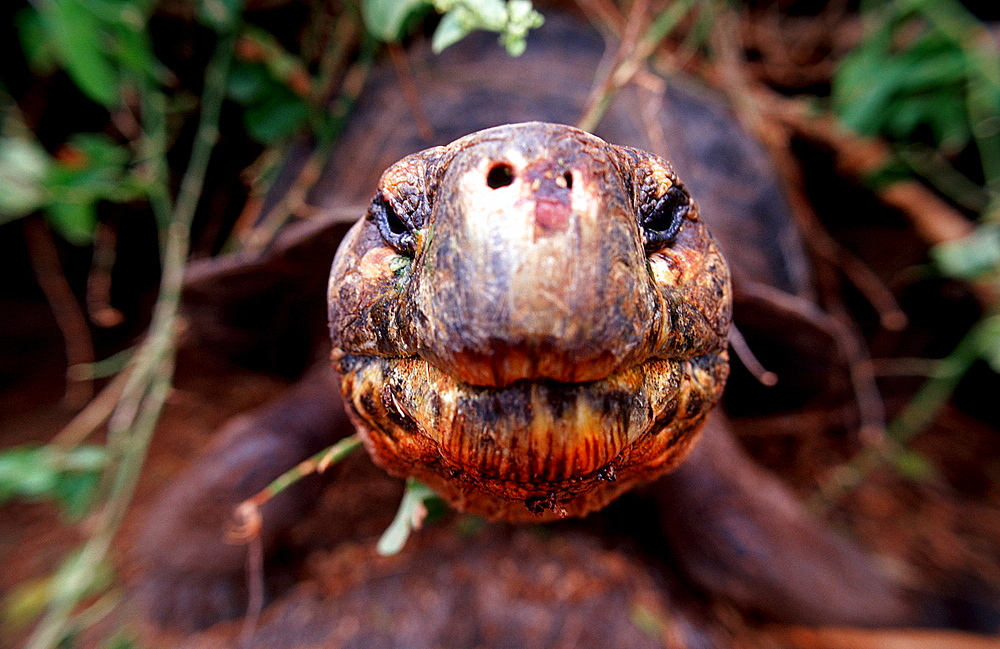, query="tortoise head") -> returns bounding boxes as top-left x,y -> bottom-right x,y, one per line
328,122 -> 731,520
